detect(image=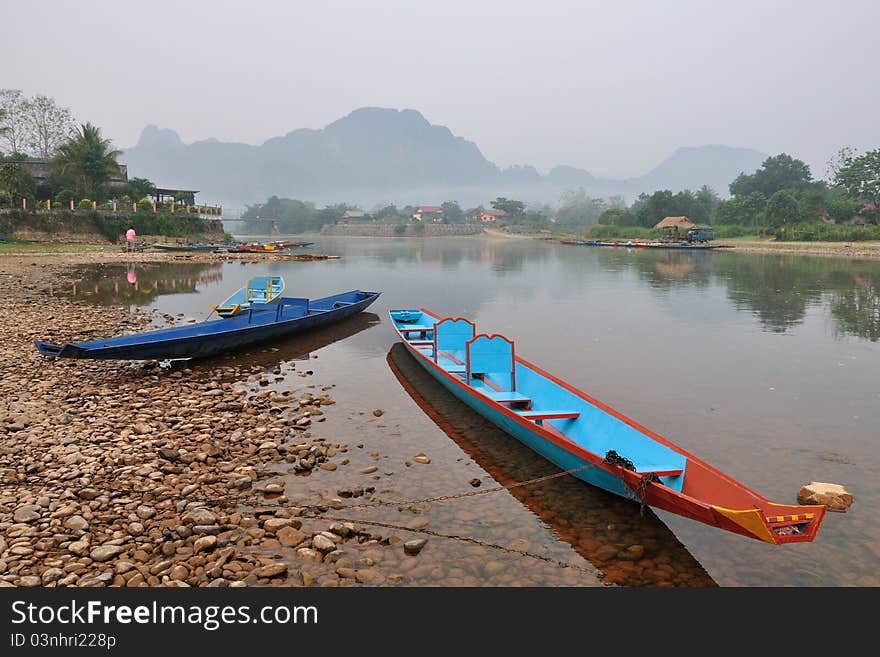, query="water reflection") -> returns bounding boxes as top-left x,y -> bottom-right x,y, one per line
599,248 -> 880,340
51,262 -> 223,306
387,343 -> 717,587
193,311 -> 382,373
